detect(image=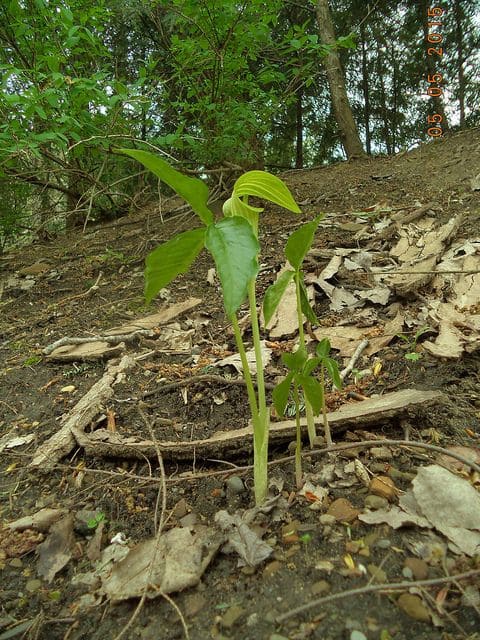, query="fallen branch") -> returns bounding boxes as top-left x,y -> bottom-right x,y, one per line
340,338 -> 369,381
275,570 -> 480,623
30,355 -> 136,469
70,389 -> 444,462
43,330 -> 153,355
142,373 -> 275,397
